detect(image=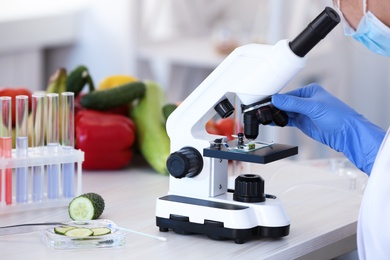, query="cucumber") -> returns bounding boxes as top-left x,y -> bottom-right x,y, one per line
130,80 -> 170,175
68,192 -> 105,221
54,226 -> 111,237
66,65 -> 95,96
91,227 -> 111,236
54,225 -> 76,235
65,228 -> 93,238
81,81 -> 146,110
